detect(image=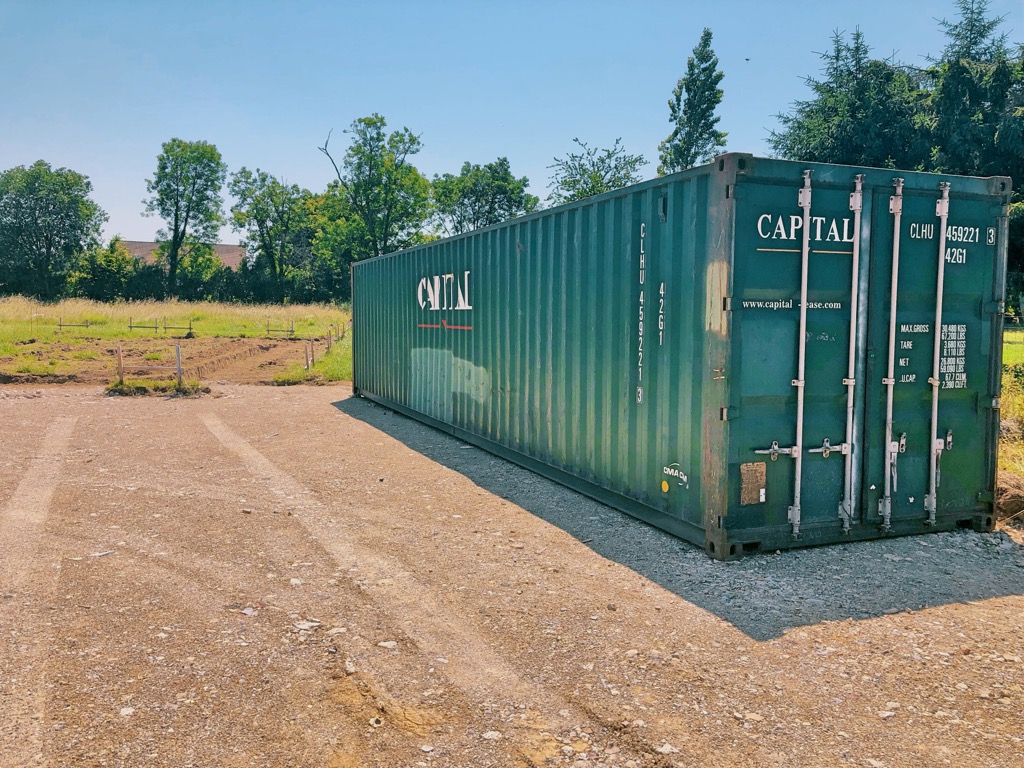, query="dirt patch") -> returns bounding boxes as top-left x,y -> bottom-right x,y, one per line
0,336 -> 318,386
